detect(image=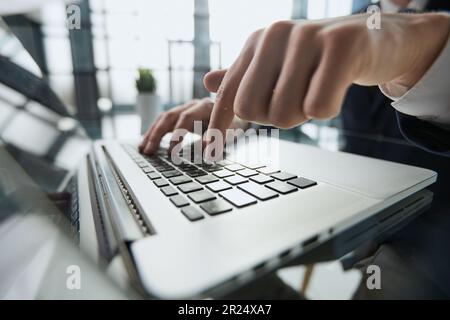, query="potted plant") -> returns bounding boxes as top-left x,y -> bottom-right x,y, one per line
135,68 -> 161,135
